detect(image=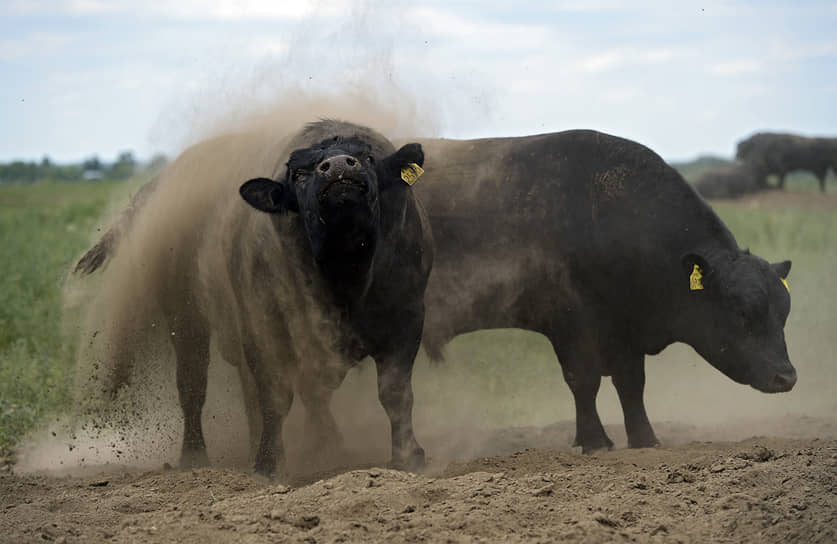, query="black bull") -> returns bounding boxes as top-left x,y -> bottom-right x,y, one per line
413,130 -> 795,451
736,132 -> 837,192
78,122 -> 433,476
77,126 -> 796,463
